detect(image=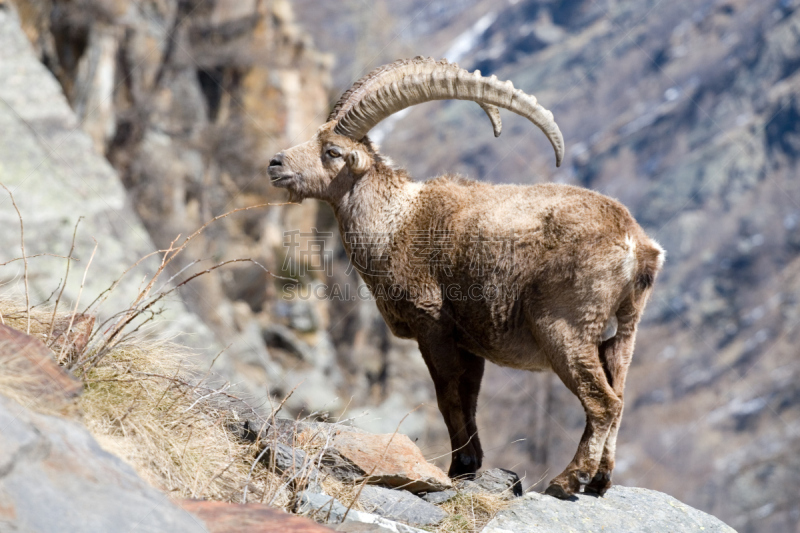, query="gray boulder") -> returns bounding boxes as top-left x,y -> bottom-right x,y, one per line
260,442 -> 322,492
420,489 -> 457,504
0,394 -> 208,533
458,468 -> 522,499
334,524 -> 399,533
298,491 -> 351,524
358,485 -> 448,527
481,486 -> 737,533
297,491 -> 428,533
